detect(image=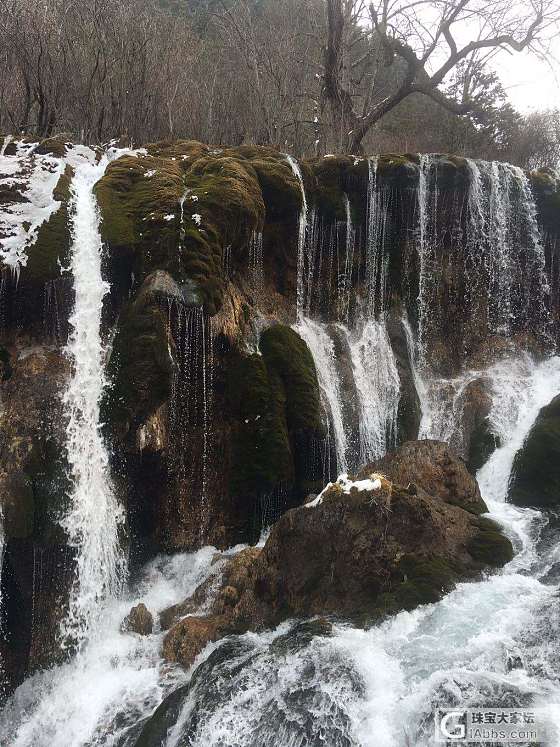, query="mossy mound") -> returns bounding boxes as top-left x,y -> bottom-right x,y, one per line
227,353 -> 293,497
467,529 -> 514,567
143,139 -> 209,162
25,165 -> 73,284
227,325 -> 324,502
386,554 -> 462,612
96,148 -> 268,315
95,153 -> 185,263
34,136 -> 70,158
102,278 -> 172,440
509,394 -> 560,508
259,324 -> 324,436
